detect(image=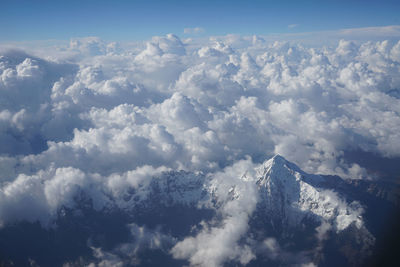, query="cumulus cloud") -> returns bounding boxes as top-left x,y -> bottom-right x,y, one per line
171,158 -> 258,266
2,35 -> 400,182
0,32 -> 399,265
171,216 -> 256,267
